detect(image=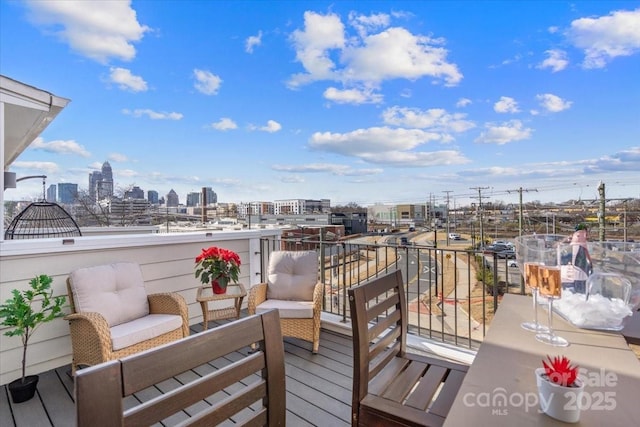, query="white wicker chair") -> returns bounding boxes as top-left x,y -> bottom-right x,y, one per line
65,262 -> 189,374
247,251 -> 323,353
